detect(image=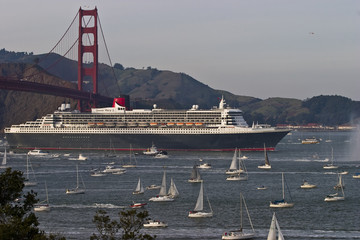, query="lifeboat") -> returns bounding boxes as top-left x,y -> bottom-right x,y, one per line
150,122 -> 158,127
138,122 -> 149,127
186,123 -> 193,126
195,122 -> 203,126
167,122 -> 175,126
176,122 -> 184,126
